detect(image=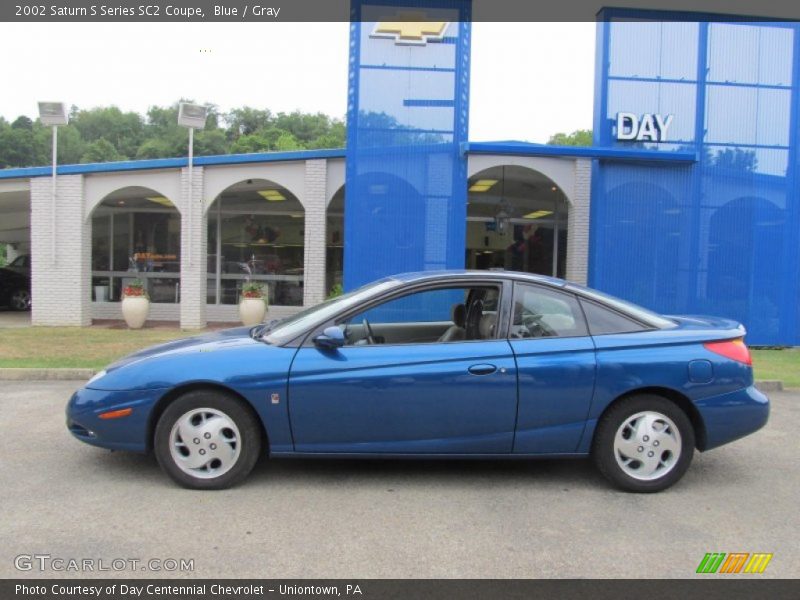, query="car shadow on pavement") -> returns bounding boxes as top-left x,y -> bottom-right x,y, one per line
248,455 -> 606,491
74,447 -> 606,491
71,439 -> 759,493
